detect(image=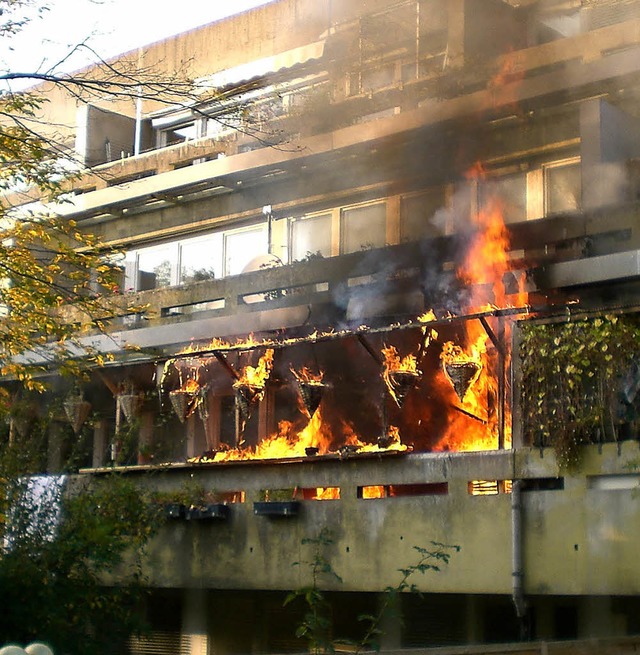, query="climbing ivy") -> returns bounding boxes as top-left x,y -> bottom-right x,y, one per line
519,314 -> 640,469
